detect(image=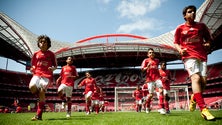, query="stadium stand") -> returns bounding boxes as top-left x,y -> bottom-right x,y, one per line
0,62 -> 221,112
